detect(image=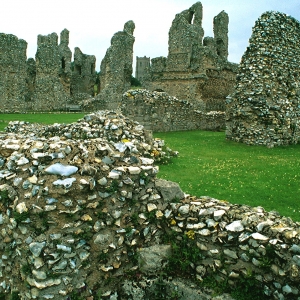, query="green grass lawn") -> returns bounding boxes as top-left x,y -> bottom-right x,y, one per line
154,130 -> 300,222
0,113 -> 85,131
0,114 -> 299,222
